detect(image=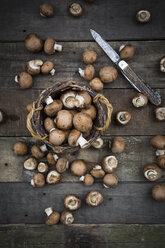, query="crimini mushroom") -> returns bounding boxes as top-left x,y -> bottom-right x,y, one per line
102,155 -> 118,173
47,152 -> 59,165
70,160 -> 87,176
89,77 -> 104,92
40,3 -> 54,17
41,61 -> 55,76
44,117 -> 56,133
81,105 -> 96,120
46,170 -> 61,184
31,144 -> 47,159
60,90 -> 76,109
31,173 -> 45,187
73,112 -> 93,133
160,57 -> 165,72
119,44 -> 135,60
26,102 -> 33,112
83,50 -> 97,64
15,72 -> 33,89
99,66 -> 118,83
64,194 -> 81,211
49,129 -> 66,145
69,3 -> 83,17
75,91 -> 92,108
86,190 -> 103,207
37,162 -> 49,174
24,157 -> 38,170
152,184 -> 165,202
103,174 -> 119,188
44,96 -> 63,117
60,211 -> 74,225
136,10 -> 151,24
56,110 -> 73,130
26,60 -> 43,76
143,164 -> 162,181
155,107 -> 165,121
79,174 -> 94,186
13,141 -> 28,156
44,38 -> 62,55
45,207 -> 60,225
110,137 -> 126,154
56,158 -> 69,173
157,155 -> 165,168
132,93 -> 148,108
116,111 -> 131,125
79,65 -> 95,81
68,129 -> 89,148
25,33 -> 43,52
91,137 -> 104,149
0,109 -> 5,124
150,136 -> 165,150
90,165 -> 105,179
